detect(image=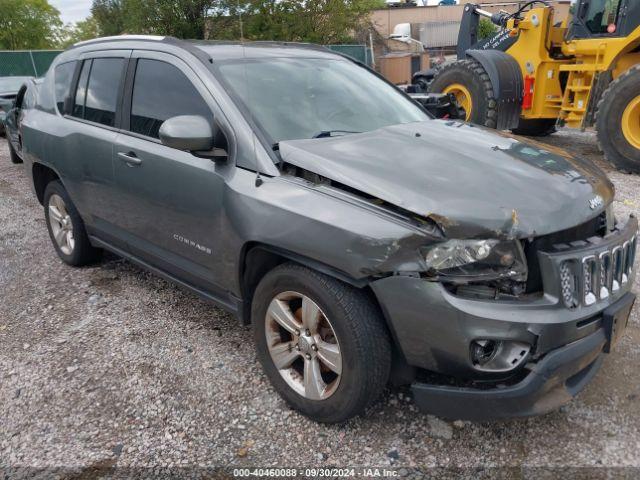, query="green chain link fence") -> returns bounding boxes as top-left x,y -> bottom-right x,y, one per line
325,45 -> 372,66
0,50 -> 63,77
